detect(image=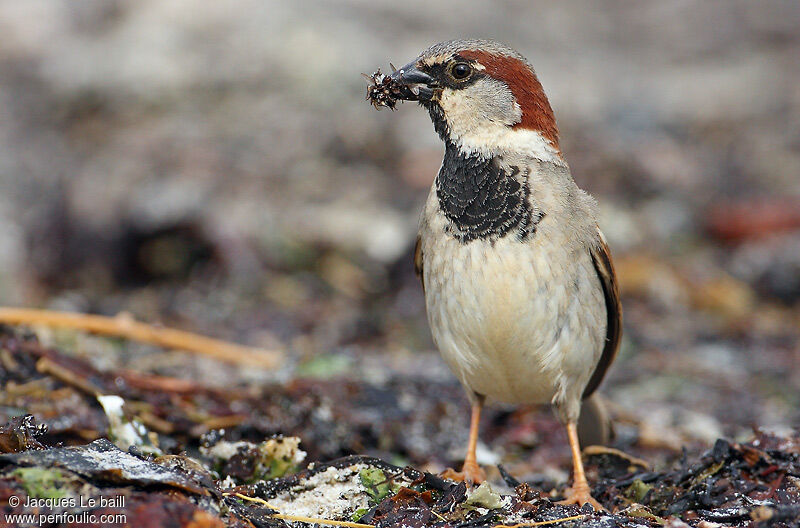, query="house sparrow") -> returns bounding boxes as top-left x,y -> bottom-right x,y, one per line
368,39 -> 621,509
